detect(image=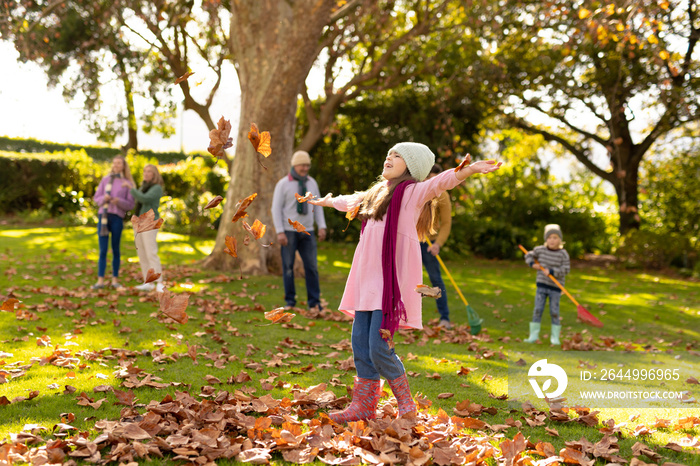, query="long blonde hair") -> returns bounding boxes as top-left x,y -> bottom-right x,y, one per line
358,169 -> 436,240
143,164 -> 164,187
112,155 -> 135,185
